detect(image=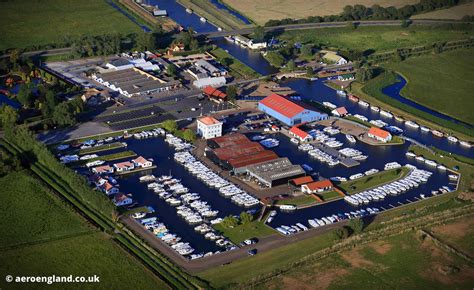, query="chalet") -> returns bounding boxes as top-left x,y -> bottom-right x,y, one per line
167,43 -> 185,55
113,161 -> 135,172
88,174 -> 107,186
132,156 -> 153,168
322,51 -> 348,65
331,107 -> 348,117
100,181 -> 119,196
338,74 -> 355,81
368,127 -> 392,143
113,193 -> 133,207
92,165 -> 114,175
301,179 -> 334,193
